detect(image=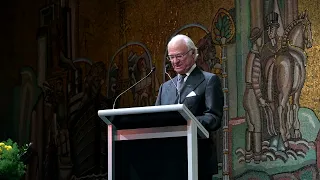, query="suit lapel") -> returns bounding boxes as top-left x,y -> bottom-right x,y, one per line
179,67 -> 205,103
